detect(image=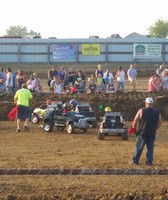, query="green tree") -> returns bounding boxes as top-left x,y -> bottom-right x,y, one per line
6,25 -> 41,38
148,19 -> 168,38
